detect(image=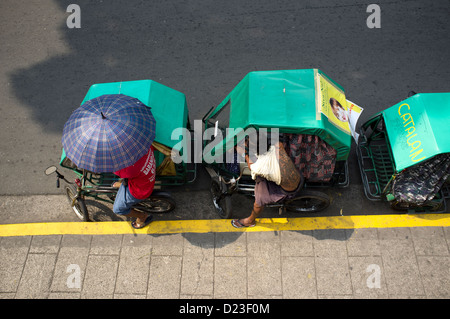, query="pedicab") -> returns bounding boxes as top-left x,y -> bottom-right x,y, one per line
357,92 -> 450,212
46,80 -> 196,221
202,69 -> 354,218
